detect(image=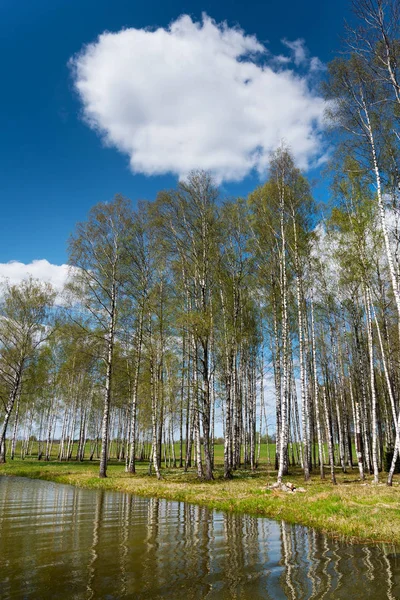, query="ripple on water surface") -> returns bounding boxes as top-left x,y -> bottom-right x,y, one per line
0,476 -> 399,599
